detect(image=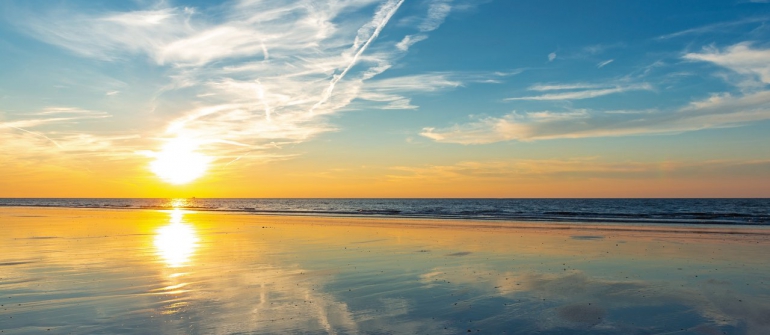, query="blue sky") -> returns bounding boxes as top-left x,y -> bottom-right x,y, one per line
1,0 -> 769,196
